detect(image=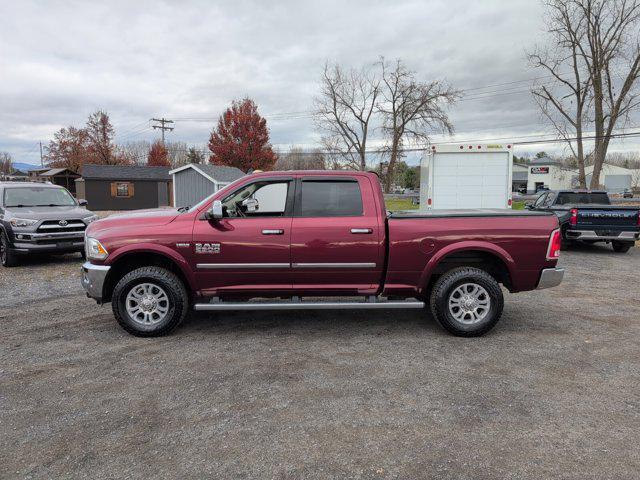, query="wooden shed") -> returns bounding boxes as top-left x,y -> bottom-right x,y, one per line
76,165 -> 172,211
